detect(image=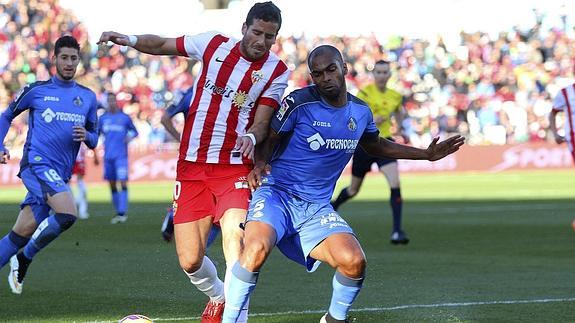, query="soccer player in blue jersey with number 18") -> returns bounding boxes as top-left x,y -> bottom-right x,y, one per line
98,93 -> 138,224
223,45 -> 465,322
0,36 -> 99,294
